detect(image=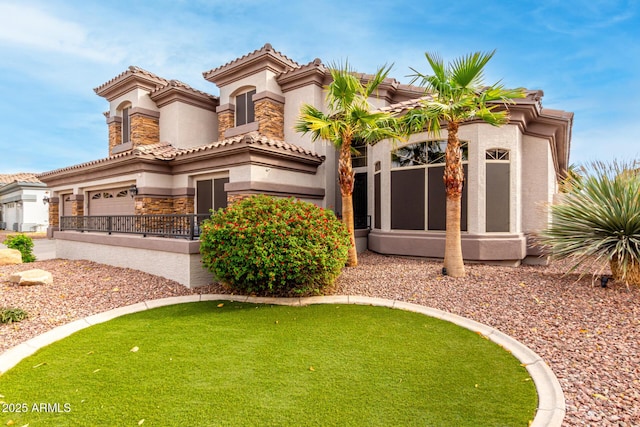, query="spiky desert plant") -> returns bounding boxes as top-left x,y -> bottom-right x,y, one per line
538,160 -> 640,285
